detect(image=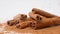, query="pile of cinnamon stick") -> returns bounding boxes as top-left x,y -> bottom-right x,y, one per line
7,8 -> 60,30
